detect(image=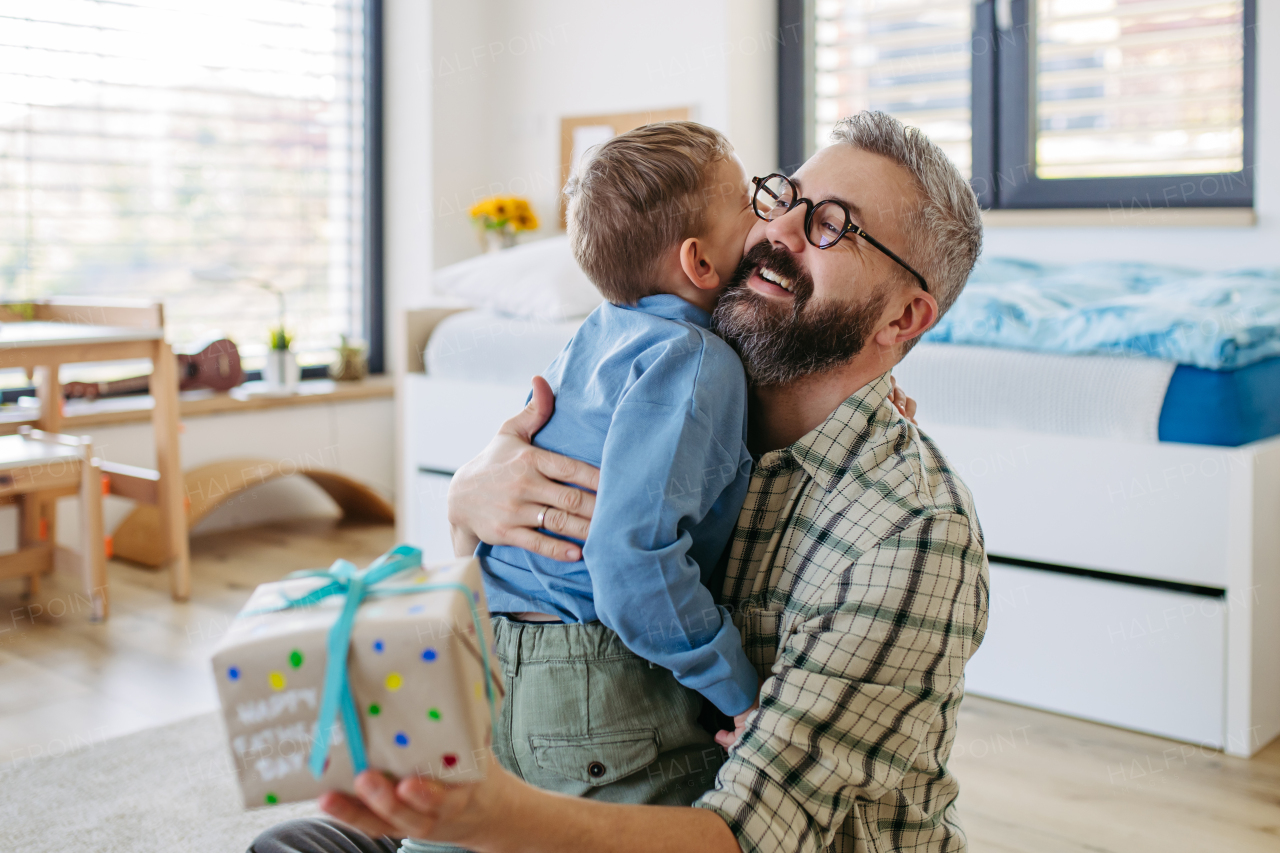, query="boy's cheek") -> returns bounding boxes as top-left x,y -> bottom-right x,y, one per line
723,216 -> 755,272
